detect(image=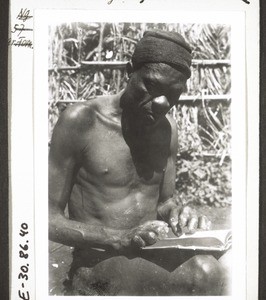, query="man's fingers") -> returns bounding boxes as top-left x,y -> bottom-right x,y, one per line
175,210 -> 189,236
132,220 -> 170,247
144,220 -> 169,238
179,211 -> 189,228
198,216 -> 211,230
187,217 -> 198,234
169,207 -> 181,236
132,235 -> 146,248
140,231 -> 157,245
